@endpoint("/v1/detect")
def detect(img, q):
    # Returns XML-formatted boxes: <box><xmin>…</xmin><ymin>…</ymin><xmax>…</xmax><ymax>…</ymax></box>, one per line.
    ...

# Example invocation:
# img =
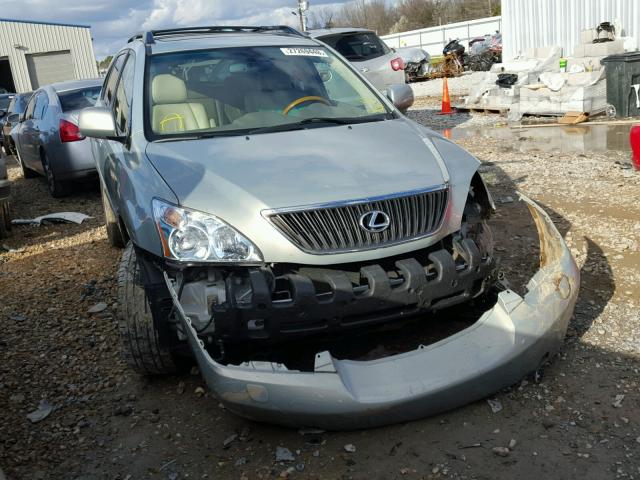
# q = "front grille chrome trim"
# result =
<box><xmin>263</xmin><ymin>184</ymin><xmax>450</xmax><ymax>255</ymax></box>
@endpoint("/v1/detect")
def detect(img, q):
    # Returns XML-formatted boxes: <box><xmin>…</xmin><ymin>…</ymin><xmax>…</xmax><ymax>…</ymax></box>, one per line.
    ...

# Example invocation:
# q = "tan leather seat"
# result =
<box><xmin>152</xmin><ymin>74</ymin><xmax>214</xmax><ymax>133</ymax></box>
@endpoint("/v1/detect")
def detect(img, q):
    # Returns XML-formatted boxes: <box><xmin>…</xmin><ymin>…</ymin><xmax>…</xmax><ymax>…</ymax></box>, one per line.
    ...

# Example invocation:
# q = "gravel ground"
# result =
<box><xmin>1</xmin><ymin>108</ymin><xmax>639</xmax><ymax>480</ymax></box>
<box><xmin>406</xmin><ymin>96</ymin><xmax>507</xmax><ymax>130</ymax></box>
<box><xmin>409</xmin><ymin>71</ymin><xmax>487</xmax><ymax>98</ymax></box>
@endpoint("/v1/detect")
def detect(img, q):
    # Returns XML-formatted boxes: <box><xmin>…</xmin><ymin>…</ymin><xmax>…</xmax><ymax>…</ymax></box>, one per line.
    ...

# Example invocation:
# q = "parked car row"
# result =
<box><xmin>0</xmin><ymin>79</ymin><xmax>103</xmax><ymax>198</ymax></box>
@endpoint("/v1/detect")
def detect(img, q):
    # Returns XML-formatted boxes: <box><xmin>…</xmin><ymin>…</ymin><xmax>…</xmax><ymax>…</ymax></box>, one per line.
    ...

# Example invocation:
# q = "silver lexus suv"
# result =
<box><xmin>79</xmin><ymin>26</ymin><xmax>579</xmax><ymax>430</ymax></box>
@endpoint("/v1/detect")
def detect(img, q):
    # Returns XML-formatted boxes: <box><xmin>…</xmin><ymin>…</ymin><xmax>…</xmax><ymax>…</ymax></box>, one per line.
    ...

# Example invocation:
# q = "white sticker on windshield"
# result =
<box><xmin>280</xmin><ymin>47</ymin><xmax>328</xmax><ymax>57</ymax></box>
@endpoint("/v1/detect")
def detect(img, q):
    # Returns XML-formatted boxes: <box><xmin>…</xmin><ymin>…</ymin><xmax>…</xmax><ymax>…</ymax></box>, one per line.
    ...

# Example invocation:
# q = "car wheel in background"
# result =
<box><xmin>0</xmin><ymin>202</ymin><xmax>11</xmax><ymax>238</ymax></box>
<box><xmin>101</xmin><ymin>183</ymin><xmax>126</xmax><ymax>248</ymax></box>
<box><xmin>42</xmin><ymin>153</ymin><xmax>68</xmax><ymax>198</ymax></box>
<box><xmin>16</xmin><ymin>150</ymin><xmax>38</xmax><ymax>179</ymax></box>
<box><xmin>117</xmin><ymin>243</ymin><xmax>178</xmax><ymax>375</ymax></box>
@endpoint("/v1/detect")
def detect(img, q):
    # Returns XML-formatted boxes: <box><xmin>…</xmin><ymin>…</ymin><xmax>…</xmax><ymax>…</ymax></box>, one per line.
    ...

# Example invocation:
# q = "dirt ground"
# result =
<box><xmin>1</xmin><ymin>105</ymin><xmax>639</xmax><ymax>480</ymax></box>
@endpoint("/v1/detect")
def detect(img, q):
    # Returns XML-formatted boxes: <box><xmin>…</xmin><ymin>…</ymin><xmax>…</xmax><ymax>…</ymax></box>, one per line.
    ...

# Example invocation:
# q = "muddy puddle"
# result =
<box><xmin>445</xmin><ymin>123</ymin><xmax>633</xmax><ymax>156</ymax></box>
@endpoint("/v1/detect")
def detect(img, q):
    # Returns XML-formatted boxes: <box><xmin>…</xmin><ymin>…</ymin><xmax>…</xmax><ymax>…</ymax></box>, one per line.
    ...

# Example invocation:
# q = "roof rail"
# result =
<box><xmin>127</xmin><ymin>25</ymin><xmax>305</xmax><ymax>45</ymax></box>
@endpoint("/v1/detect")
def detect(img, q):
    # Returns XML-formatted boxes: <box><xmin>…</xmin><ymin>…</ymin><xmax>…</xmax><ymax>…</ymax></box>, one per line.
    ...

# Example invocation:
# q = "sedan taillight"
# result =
<box><xmin>390</xmin><ymin>57</ymin><xmax>405</xmax><ymax>71</ymax></box>
<box><xmin>59</xmin><ymin>119</ymin><xmax>84</xmax><ymax>143</ymax></box>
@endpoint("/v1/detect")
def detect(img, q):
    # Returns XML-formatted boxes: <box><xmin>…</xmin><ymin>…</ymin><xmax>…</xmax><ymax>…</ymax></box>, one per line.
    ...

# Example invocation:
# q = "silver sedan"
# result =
<box><xmin>309</xmin><ymin>28</ymin><xmax>406</xmax><ymax>92</ymax></box>
<box><xmin>12</xmin><ymin>78</ymin><xmax>103</xmax><ymax>197</ymax></box>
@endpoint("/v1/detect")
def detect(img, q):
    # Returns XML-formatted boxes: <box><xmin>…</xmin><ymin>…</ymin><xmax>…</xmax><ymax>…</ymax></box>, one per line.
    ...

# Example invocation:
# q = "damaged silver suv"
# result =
<box><xmin>80</xmin><ymin>26</ymin><xmax>579</xmax><ymax>430</ymax></box>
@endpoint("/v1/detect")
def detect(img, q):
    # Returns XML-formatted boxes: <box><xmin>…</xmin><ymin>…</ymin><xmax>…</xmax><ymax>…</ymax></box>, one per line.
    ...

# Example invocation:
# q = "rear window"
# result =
<box><xmin>320</xmin><ymin>32</ymin><xmax>390</xmax><ymax>61</ymax></box>
<box><xmin>58</xmin><ymin>87</ymin><xmax>101</xmax><ymax>112</ymax></box>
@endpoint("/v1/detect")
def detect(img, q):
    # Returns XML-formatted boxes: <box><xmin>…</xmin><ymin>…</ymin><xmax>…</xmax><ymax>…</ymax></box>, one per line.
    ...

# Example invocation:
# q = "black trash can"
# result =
<box><xmin>601</xmin><ymin>52</ymin><xmax>640</xmax><ymax>118</ymax></box>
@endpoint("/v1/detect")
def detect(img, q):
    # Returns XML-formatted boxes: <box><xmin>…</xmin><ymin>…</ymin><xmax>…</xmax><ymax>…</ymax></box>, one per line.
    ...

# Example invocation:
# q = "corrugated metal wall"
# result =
<box><xmin>502</xmin><ymin>0</ymin><xmax>640</xmax><ymax>60</ymax></box>
<box><xmin>382</xmin><ymin>16</ymin><xmax>502</xmax><ymax>56</ymax></box>
<box><xmin>0</xmin><ymin>20</ymin><xmax>98</xmax><ymax>92</ymax></box>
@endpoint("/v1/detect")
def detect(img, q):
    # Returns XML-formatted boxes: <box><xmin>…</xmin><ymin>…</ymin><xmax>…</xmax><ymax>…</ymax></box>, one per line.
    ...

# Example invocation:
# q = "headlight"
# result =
<box><xmin>152</xmin><ymin>199</ymin><xmax>263</xmax><ymax>263</ymax></box>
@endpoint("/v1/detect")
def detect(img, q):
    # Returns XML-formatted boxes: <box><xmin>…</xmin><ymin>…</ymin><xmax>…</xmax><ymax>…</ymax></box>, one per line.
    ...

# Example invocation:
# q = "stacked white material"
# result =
<box><xmin>514</xmin><ymin>70</ymin><xmax>607</xmax><ymax>118</ymax></box>
<box><xmin>463</xmin><ymin>28</ymin><xmax>620</xmax><ymax>118</ymax></box>
<box><xmin>465</xmin><ymin>46</ymin><xmax>562</xmax><ymax>111</ymax></box>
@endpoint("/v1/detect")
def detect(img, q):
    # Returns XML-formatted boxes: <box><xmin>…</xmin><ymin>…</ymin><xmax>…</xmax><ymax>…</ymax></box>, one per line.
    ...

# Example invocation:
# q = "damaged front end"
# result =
<box><xmin>164</xmin><ymin>195</ymin><xmax>579</xmax><ymax>430</ymax></box>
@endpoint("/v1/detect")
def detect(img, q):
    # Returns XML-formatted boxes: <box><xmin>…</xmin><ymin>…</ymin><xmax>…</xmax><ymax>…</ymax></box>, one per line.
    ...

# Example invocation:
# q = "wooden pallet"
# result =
<box><xmin>454</xmin><ymin>105</ymin><xmax>508</xmax><ymax>115</ymax></box>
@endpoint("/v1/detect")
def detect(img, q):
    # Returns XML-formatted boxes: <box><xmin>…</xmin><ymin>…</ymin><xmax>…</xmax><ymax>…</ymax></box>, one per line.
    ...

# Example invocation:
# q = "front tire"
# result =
<box><xmin>117</xmin><ymin>243</ymin><xmax>178</xmax><ymax>375</ymax></box>
<box><xmin>101</xmin><ymin>184</ymin><xmax>126</xmax><ymax>248</ymax></box>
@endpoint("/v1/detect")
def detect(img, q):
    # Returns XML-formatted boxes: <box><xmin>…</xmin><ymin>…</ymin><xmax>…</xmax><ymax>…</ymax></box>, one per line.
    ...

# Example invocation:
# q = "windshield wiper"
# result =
<box><xmin>246</xmin><ymin>115</ymin><xmax>390</xmax><ymax>135</ymax></box>
<box><xmin>153</xmin><ymin>115</ymin><xmax>392</xmax><ymax>141</ymax></box>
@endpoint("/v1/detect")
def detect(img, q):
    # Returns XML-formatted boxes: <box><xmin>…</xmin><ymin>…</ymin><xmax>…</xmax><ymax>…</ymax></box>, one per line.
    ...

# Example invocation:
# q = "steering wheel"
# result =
<box><xmin>282</xmin><ymin>96</ymin><xmax>331</xmax><ymax>116</ymax></box>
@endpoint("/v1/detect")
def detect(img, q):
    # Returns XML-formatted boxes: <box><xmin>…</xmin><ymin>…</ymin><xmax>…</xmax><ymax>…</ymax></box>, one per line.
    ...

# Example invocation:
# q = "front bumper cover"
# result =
<box><xmin>165</xmin><ymin>195</ymin><xmax>579</xmax><ymax>430</ymax></box>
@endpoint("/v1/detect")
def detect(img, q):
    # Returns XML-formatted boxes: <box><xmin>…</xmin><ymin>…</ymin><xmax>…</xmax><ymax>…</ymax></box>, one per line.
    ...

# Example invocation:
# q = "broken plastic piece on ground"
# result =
<box><xmin>26</xmin><ymin>399</ymin><xmax>54</xmax><ymax>423</ymax></box>
<box><xmin>165</xmin><ymin>194</ymin><xmax>580</xmax><ymax>430</ymax></box>
<box><xmin>12</xmin><ymin>212</ymin><xmax>92</xmax><ymax>226</ymax></box>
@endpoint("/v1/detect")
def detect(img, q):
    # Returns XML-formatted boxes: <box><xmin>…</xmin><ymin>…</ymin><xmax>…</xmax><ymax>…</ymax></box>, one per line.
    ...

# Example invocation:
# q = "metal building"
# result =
<box><xmin>0</xmin><ymin>18</ymin><xmax>98</xmax><ymax>93</ymax></box>
<box><xmin>502</xmin><ymin>0</ymin><xmax>639</xmax><ymax>60</ymax></box>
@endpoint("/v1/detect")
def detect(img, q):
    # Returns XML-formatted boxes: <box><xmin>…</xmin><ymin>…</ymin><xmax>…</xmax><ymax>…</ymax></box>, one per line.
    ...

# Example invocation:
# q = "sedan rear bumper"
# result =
<box><xmin>165</xmin><ymin>195</ymin><xmax>579</xmax><ymax>430</ymax></box>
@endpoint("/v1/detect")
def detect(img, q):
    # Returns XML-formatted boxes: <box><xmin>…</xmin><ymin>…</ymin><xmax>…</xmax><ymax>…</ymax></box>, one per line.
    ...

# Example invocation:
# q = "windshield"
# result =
<box><xmin>147</xmin><ymin>45</ymin><xmax>390</xmax><ymax>139</ymax></box>
<box><xmin>59</xmin><ymin>87</ymin><xmax>101</xmax><ymax>112</ymax></box>
<box><xmin>319</xmin><ymin>32</ymin><xmax>390</xmax><ymax>61</ymax></box>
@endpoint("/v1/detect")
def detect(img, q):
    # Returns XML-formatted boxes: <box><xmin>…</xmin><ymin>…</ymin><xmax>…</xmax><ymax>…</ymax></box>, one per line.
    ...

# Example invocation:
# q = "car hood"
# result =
<box><xmin>145</xmin><ymin>118</ymin><xmax>446</xmax><ymax>214</ymax></box>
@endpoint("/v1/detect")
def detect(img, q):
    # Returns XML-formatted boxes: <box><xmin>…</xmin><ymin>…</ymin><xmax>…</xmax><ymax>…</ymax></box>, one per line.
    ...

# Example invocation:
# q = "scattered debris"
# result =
<box><xmin>279</xmin><ymin>467</ymin><xmax>295</xmax><ymax>478</ymax></box>
<box><xmin>12</xmin><ymin>212</ymin><xmax>91</xmax><ymax>226</ymax></box>
<box><xmin>87</xmin><ymin>302</ymin><xmax>108</xmax><ymax>314</ymax></box>
<box><xmin>159</xmin><ymin>459</ymin><xmax>176</xmax><ymax>471</ymax></box>
<box><xmin>194</xmin><ymin>387</ymin><xmax>205</xmax><ymax>397</ymax></box>
<box><xmin>275</xmin><ymin>446</ymin><xmax>295</xmax><ymax>462</ymax></box>
<box><xmin>509</xmin><ymin>439</ymin><xmax>517</xmax><ymax>449</ymax></box>
<box><xmin>26</xmin><ymin>400</ymin><xmax>54</xmax><ymax>423</ymax></box>
<box><xmin>343</xmin><ymin>444</ymin><xmax>357</xmax><ymax>453</ymax></box>
<box><xmin>234</xmin><ymin>457</ymin><xmax>247</xmax><ymax>467</ymax></box>
<box><xmin>459</xmin><ymin>443</ymin><xmax>482</xmax><ymax>449</ymax></box>
<box><xmin>492</xmin><ymin>446</ymin><xmax>511</xmax><ymax>457</ymax></box>
<box><xmin>487</xmin><ymin>398</ymin><xmax>503</xmax><ymax>413</ymax></box>
<box><xmin>222</xmin><ymin>434</ymin><xmax>238</xmax><ymax>449</ymax></box>
<box><xmin>499</xmin><ymin>196</ymin><xmax>515</xmax><ymax>204</ymax></box>
<box><xmin>9</xmin><ymin>313</ymin><xmax>26</xmax><ymax>322</ymax></box>
<box><xmin>612</xmin><ymin>394</ymin><xmax>625</xmax><ymax>408</ymax></box>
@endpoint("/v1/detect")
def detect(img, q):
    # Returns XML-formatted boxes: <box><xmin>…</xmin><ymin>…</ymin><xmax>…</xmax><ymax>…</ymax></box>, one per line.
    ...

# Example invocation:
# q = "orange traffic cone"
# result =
<box><xmin>438</xmin><ymin>77</ymin><xmax>455</xmax><ymax>115</ymax></box>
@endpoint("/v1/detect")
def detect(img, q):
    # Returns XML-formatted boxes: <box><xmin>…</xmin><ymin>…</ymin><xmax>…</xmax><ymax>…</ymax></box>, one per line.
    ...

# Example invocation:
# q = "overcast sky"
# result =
<box><xmin>1</xmin><ymin>0</ymin><xmax>347</xmax><ymax>59</ymax></box>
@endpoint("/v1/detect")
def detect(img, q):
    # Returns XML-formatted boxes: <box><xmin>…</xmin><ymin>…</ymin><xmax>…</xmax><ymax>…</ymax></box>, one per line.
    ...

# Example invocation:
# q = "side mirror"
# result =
<box><xmin>7</xmin><ymin>113</ymin><xmax>19</xmax><ymax>123</ymax></box>
<box><xmin>385</xmin><ymin>84</ymin><xmax>414</xmax><ymax>113</ymax></box>
<box><xmin>79</xmin><ymin>106</ymin><xmax>120</xmax><ymax>140</ymax></box>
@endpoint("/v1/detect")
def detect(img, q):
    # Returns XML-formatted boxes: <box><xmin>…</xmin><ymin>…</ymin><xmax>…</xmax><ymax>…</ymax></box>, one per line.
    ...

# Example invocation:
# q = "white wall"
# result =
<box><xmin>381</xmin><ymin>16</ymin><xmax>502</xmax><ymax>56</ymax></box>
<box><xmin>0</xmin><ymin>20</ymin><xmax>98</xmax><ymax>92</ymax></box>
<box><xmin>502</xmin><ymin>0</ymin><xmax>640</xmax><ymax>60</ymax></box>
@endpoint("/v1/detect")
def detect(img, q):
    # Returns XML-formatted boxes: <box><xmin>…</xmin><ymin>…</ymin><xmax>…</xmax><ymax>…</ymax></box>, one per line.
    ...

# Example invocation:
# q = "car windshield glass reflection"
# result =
<box><xmin>146</xmin><ymin>45</ymin><xmax>390</xmax><ymax>138</ymax></box>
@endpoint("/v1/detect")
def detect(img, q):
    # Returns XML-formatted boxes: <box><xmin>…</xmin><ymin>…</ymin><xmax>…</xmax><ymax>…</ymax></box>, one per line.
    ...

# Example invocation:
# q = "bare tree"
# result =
<box><xmin>330</xmin><ymin>0</ymin><xmax>499</xmax><ymax>36</ymax></box>
<box><xmin>309</xmin><ymin>6</ymin><xmax>336</xmax><ymax>29</ymax></box>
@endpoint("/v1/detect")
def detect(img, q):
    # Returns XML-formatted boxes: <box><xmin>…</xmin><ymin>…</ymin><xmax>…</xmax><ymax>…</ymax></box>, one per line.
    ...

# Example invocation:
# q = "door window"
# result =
<box><xmin>32</xmin><ymin>92</ymin><xmax>48</xmax><ymax>120</ymax></box>
<box><xmin>113</xmin><ymin>54</ymin><xmax>135</xmax><ymax>136</ymax></box>
<box><xmin>102</xmin><ymin>54</ymin><xmax>127</xmax><ymax>106</ymax></box>
<box><xmin>24</xmin><ymin>94</ymin><xmax>37</xmax><ymax>119</ymax></box>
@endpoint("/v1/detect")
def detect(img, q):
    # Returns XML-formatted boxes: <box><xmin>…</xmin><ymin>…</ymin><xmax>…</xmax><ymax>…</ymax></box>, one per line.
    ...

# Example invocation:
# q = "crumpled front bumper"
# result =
<box><xmin>165</xmin><ymin>195</ymin><xmax>579</xmax><ymax>430</ymax></box>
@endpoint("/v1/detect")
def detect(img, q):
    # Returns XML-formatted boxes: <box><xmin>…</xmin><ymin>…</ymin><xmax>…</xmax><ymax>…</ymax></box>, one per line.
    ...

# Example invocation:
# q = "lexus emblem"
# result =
<box><xmin>359</xmin><ymin>210</ymin><xmax>390</xmax><ymax>233</ymax></box>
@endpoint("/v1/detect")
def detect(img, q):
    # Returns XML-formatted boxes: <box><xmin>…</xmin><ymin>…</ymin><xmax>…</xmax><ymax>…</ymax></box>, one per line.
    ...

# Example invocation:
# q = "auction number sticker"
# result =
<box><xmin>280</xmin><ymin>47</ymin><xmax>328</xmax><ymax>57</ymax></box>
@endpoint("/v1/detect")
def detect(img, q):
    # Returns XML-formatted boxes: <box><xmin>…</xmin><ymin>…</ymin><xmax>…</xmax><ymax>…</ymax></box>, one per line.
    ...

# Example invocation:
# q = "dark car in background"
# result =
<box><xmin>0</xmin><ymin>93</ymin><xmax>16</xmax><ymax>150</ymax></box>
<box><xmin>309</xmin><ymin>28</ymin><xmax>406</xmax><ymax>91</ymax></box>
<box><xmin>12</xmin><ymin>78</ymin><xmax>102</xmax><ymax>197</ymax></box>
<box><xmin>2</xmin><ymin>92</ymin><xmax>33</xmax><ymax>156</ymax></box>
